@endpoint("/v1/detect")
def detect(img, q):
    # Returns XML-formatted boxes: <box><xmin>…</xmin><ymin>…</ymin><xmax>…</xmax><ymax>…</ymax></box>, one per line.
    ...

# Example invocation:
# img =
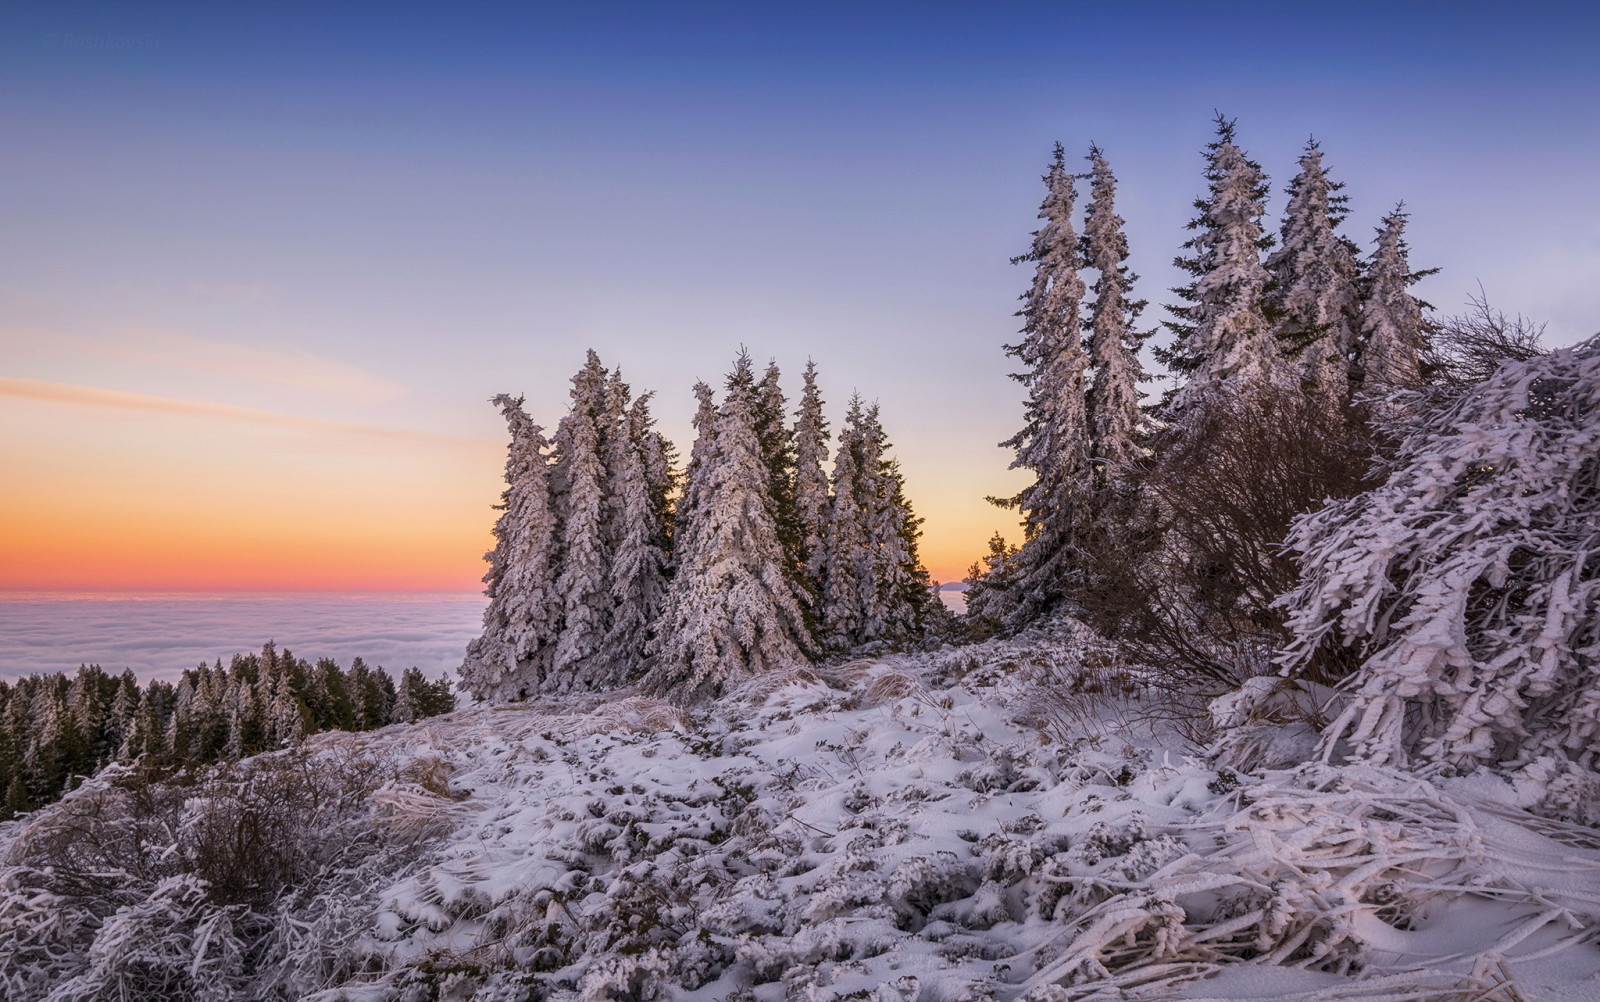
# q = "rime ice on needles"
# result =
<box><xmin>459</xmin><ymin>394</ymin><xmax>559</xmax><ymax>701</ymax></box>
<box><xmin>995</xmin><ymin>143</ymin><xmax>1093</xmax><ymax>628</ymax></box>
<box><xmin>1081</xmin><ymin>145</ymin><xmax>1148</xmax><ymax>477</ymax></box>
<box><xmin>1161</xmin><ymin>115</ymin><xmax>1287</xmax><ymax>421</ymax></box>
<box><xmin>1267</xmin><ymin>139</ymin><xmax>1361</xmax><ymax>405</ymax></box>
<box><xmin>645</xmin><ymin>354</ymin><xmax>814</xmax><ymax>702</ymax></box>
<box><xmin>1358</xmin><ymin>205</ymin><xmax>1430</xmax><ymax>406</ymax></box>
<box><xmin>1280</xmin><ymin>336</ymin><xmax>1600</xmax><ymax>776</ymax></box>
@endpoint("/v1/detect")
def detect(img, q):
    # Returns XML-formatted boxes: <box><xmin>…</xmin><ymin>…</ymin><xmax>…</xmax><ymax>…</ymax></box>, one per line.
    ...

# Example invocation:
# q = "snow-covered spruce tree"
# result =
<box><xmin>548</xmin><ymin>351</ymin><xmax>613</xmax><ymax>691</ymax></box>
<box><xmin>1080</xmin><ymin>145</ymin><xmax>1148</xmax><ymax>477</ymax></box>
<box><xmin>630</xmin><ymin>391</ymin><xmax>677</xmax><ymax>556</ymax></box>
<box><xmin>1279</xmin><ymin>336</ymin><xmax>1599</xmax><ymax>774</ymax></box>
<box><xmin>459</xmin><ymin>394</ymin><xmax>560</xmax><ymax>701</ymax></box>
<box><xmin>673</xmin><ymin>380</ymin><xmax>719</xmax><ymax>551</ymax></box>
<box><xmin>600</xmin><ymin>377</ymin><xmax>671</xmax><ymax>678</ymax></box>
<box><xmin>267</xmin><ymin>665</ymin><xmax>306</xmax><ymax>746</ymax></box>
<box><xmin>962</xmin><ymin>532</ymin><xmax>1018</xmax><ymax>635</ymax></box>
<box><xmin>1357</xmin><ymin>205</ymin><xmax>1432</xmax><ymax>405</ymax></box>
<box><xmin>1158</xmin><ymin>115</ymin><xmax>1287</xmax><ymax>424</ymax></box>
<box><xmin>858</xmin><ymin>404</ymin><xmax>935</xmax><ymax>642</ymax></box>
<box><xmin>817</xmin><ymin>400</ymin><xmax>933</xmax><ymax>648</ymax></box>
<box><xmin>994</xmin><ymin>142</ymin><xmax>1092</xmax><ymax>627</ymax></box>
<box><xmin>819</xmin><ymin>394</ymin><xmax>874</xmax><ymax>646</ymax></box>
<box><xmin>1267</xmin><ymin>138</ymin><xmax>1361</xmax><ymax>405</ymax></box>
<box><xmin>794</xmin><ymin>359</ymin><xmax>832</xmax><ymax>588</ymax></box>
<box><xmin>754</xmin><ymin>360</ymin><xmax>803</xmax><ymax>565</ymax></box>
<box><xmin>645</xmin><ymin>355</ymin><xmax>814</xmax><ymax>702</ymax></box>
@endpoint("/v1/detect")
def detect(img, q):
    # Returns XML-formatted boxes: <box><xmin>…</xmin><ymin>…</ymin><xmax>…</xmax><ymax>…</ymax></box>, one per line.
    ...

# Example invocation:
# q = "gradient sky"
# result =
<box><xmin>3</xmin><ymin>1</ymin><xmax>1597</xmax><ymax>591</ymax></box>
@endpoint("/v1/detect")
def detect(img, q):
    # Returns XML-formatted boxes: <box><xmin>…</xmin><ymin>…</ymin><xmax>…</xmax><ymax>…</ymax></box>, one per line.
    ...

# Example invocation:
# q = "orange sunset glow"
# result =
<box><xmin>0</xmin><ymin>370</ymin><xmax>1009</xmax><ymax>592</ymax></box>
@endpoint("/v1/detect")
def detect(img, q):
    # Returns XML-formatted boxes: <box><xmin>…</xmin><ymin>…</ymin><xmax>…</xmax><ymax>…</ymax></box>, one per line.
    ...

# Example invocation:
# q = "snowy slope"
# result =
<box><xmin>2</xmin><ymin>635</ymin><xmax>1598</xmax><ymax>1001</ymax></box>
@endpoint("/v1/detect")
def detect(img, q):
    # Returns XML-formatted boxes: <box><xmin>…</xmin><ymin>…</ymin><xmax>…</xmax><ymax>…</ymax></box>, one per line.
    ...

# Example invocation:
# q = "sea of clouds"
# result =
<box><xmin>0</xmin><ymin>592</ymin><xmax>488</xmax><ymax>683</ymax></box>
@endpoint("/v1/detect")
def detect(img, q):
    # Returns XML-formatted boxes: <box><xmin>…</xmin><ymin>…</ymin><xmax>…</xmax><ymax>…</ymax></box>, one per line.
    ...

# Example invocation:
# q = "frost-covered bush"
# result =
<box><xmin>1280</xmin><ymin>335</ymin><xmax>1600</xmax><ymax>771</ymax></box>
<box><xmin>7</xmin><ymin>648</ymin><xmax>1600</xmax><ymax>1000</ymax></box>
<box><xmin>0</xmin><ymin>746</ymin><xmax>449</xmax><ymax>1001</ymax></box>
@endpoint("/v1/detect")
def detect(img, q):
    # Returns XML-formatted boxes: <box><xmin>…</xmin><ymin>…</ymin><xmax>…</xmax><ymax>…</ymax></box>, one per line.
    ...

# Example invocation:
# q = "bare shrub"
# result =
<box><xmin>1426</xmin><ymin>290</ymin><xmax>1547</xmax><ymax>387</ymax></box>
<box><xmin>0</xmin><ymin>742</ymin><xmax>457</xmax><ymax>1000</ymax></box>
<box><xmin>10</xmin><ymin>747</ymin><xmax>397</xmax><ymax>909</ymax></box>
<box><xmin>1074</xmin><ymin>386</ymin><xmax>1381</xmax><ymax>691</ymax></box>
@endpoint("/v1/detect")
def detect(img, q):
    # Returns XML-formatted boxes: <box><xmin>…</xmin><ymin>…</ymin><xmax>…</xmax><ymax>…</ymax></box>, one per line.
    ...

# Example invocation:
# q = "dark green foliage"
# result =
<box><xmin>0</xmin><ymin>643</ymin><xmax>455</xmax><ymax>823</ymax></box>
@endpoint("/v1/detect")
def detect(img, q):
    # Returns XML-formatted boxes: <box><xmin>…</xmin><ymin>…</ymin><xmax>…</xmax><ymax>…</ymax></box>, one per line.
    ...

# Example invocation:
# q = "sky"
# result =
<box><xmin>2</xmin><ymin>1</ymin><xmax>1597</xmax><ymax>591</ymax></box>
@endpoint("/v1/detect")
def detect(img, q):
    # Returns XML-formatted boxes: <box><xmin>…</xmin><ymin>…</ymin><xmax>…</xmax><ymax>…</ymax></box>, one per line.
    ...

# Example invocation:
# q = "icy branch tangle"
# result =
<box><xmin>1281</xmin><ymin>336</ymin><xmax>1600</xmax><ymax>777</ymax></box>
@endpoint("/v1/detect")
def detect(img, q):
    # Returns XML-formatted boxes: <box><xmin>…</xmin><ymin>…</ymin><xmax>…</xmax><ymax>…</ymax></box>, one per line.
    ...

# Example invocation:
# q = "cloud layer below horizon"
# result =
<box><xmin>0</xmin><ymin>592</ymin><xmax>487</xmax><ymax>683</ymax></box>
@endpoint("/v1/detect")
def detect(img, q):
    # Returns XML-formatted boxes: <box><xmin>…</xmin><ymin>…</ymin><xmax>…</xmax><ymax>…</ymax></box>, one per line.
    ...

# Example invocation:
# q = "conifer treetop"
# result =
<box><xmin>1161</xmin><ymin>114</ymin><xmax>1288</xmax><ymax>419</ymax></box>
<box><xmin>1081</xmin><ymin>144</ymin><xmax>1148</xmax><ymax>476</ymax></box>
<box><xmin>1267</xmin><ymin>137</ymin><xmax>1361</xmax><ymax>404</ymax></box>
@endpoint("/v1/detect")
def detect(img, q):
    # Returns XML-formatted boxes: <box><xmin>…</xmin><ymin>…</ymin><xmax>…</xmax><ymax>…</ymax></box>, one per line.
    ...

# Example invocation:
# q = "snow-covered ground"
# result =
<box><xmin>3</xmin><ymin>634</ymin><xmax>1598</xmax><ymax>1001</ymax></box>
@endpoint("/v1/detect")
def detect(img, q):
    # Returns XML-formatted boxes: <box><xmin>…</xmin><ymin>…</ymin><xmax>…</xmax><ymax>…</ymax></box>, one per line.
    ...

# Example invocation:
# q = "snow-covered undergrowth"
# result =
<box><xmin>3</xmin><ymin>638</ymin><xmax>1598</xmax><ymax>1001</ymax></box>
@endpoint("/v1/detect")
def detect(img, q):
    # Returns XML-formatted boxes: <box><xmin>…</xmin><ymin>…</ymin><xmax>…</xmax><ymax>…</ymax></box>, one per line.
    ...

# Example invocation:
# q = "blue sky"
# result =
<box><xmin>2</xmin><ymin>1</ymin><xmax>1596</xmax><ymax>586</ymax></box>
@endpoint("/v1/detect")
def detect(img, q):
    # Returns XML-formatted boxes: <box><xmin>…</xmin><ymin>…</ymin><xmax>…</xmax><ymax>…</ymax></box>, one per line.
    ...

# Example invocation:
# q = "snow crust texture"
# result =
<box><xmin>4</xmin><ymin>637</ymin><xmax>1598</xmax><ymax>1001</ymax></box>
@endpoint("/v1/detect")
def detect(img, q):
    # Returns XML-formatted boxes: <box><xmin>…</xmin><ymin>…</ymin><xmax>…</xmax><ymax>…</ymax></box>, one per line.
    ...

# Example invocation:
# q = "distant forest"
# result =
<box><xmin>0</xmin><ymin>642</ymin><xmax>454</xmax><ymax>820</ymax></box>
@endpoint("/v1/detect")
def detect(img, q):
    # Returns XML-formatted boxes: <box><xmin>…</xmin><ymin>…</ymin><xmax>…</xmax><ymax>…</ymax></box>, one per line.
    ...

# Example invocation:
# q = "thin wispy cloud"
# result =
<box><xmin>0</xmin><ymin>324</ymin><xmax>407</xmax><ymax>402</ymax></box>
<box><xmin>0</xmin><ymin>377</ymin><xmax>498</xmax><ymax>451</ymax></box>
<box><xmin>108</xmin><ymin>327</ymin><xmax>409</xmax><ymax>402</ymax></box>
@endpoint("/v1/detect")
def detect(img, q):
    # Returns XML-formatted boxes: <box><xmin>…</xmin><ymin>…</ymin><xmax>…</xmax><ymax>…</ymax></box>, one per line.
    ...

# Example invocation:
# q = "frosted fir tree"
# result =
<box><xmin>391</xmin><ymin>667</ymin><xmax>424</xmax><ymax>725</ymax></box>
<box><xmin>267</xmin><ymin>666</ymin><xmax>306</xmax><ymax>746</ymax></box>
<box><xmin>818</xmin><ymin>394</ymin><xmax>874</xmax><ymax>646</ymax></box>
<box><xmin>996</xmin><ymin>143</ymin><xmax>1092</xmax><ymax>627</ymax></box>
<box><xmin>645</xmin><ymin>356</ymin><xmax>814</xmax><ymax>702</ymax></box>
<box><xmin>1080</xmin><ymin>145</ymin><xmax>1148</xmax><ymax>477</ymax></box>
<box><xmin>1266</xmin><ymin>139</ymin><xmax>1362</xmax><ymax>404</ymax></box>
<box><xmin>601</xmin><ymin>378</ymin><xmax>671</xmax><ymax>678</ymax></box>
<box><xmin>672</xmin><ymin>381</ymin><xmax>720</xmax><ymax>551</ymax></box>
<box><xmin>793</xmin><ymin>359</ymin><xmax>832</xmax><ymax>588</ymax></box>
<box><xmin>1158</xmin><ymin>115</ymin><xmax>1287</xmax><ymax>422</ymax></box>
<box><xmin>1278</xmin><ymin>336</ymin><xmax>1599</xmax><ymax>774</ymax></box>
<box><xmin>858</xmin><ymin>404</ymin><xmax>933</xmax><ymax>643</ymax></box>
<box><xmin>459</xmin><ymin>394</ymin><xmax>560</xmax><ymax>702</ymax></box>
<box><xmin>1357</xmin><ymin>205</ymin><xmax>1432</xmax><ymax>406</ymax></box>
<box><xmin>631</xmin><ymin>391</ymin><xmax>677</xmax><ymax>556</ymax></box>
<box><xmin>961</xmin><ymin>533</ymin><xmax>1018</xmax><ymax>631</ymax></box>
<box><xmin>754</xmin><ymin>360</ymin><xmax>802</xmax><ymax>564</ymax></box>
<box><xmin>549</xmin><ymin>351</ymin><xmax>614</xmax><ymax>691</ymax></box>
<box><xmin>105</xmin><ymin>671</ymin><xmax>139</xmax><ymax>760</ymax></box>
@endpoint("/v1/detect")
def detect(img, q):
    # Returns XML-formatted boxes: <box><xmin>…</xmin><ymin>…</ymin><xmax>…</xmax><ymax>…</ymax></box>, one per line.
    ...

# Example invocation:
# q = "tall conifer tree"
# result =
<box><xmin>646</xmin><ymin>355</ymin><xmax>813</xmax><ymax>702</ymax></box>
<box><xmin>793</xmin><ymin>361</ymin><xmax>832</xmax><ymax>586</ymax></box>
<box><xmin>754</xmin><ymin>361</ymin><xmax>802</xmax><ymax>564</ymax></box>
<box><xmin>1159</xmin><ymin>115</ymin><xmax>1286</xmax><ymax>423</ymax></box>
<box><xmin>1267</xmin><ymin>139</ymin><xmax>1361</xmax><ymax>404</ymax></box>
<box><xmin>817</xmin><ymin>399</ymin><xmax>932</xmax><ymax>647</ymax></box>
<box><xmin>602</xmin><ymin>376</ymin><xmax>671</xmax><ymax>677</ymax></box>
<box><xmin>1358</xmin><ymin>205</ymin><xmax>1431</xmax><ymax>405</ymax></box>
<box><xmin>549</xmin><ymin>351</ymin><xmax>613</xmax><ymax>689</ymax></box>
<box><xmin>858</xmin><ymin>405</ymin><xmax>933</xmax><ymax>642</ymax></box>
<box><xmin>674</xmin><ymin>381</ymin><xmax>720</xmax><ymax>551</ymax></box>
<box><xmin>996</xmin><ymin>143</ymin><xmax>1091</xmax><ymax>626</ymax></box>
<box><xmin>1080</xmin><ymin>145</ymin><xmax>1148</xmax><ymax>477</ymax></box>
<box><xmin>820</xmin><ymin>395</ymin><xmax>873</xmax><ymax>645</ymax></box>
<box><xmin>460</xmin><ymin>394</ymin><xmax>559</xmax><ymax>701</ymax></box>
